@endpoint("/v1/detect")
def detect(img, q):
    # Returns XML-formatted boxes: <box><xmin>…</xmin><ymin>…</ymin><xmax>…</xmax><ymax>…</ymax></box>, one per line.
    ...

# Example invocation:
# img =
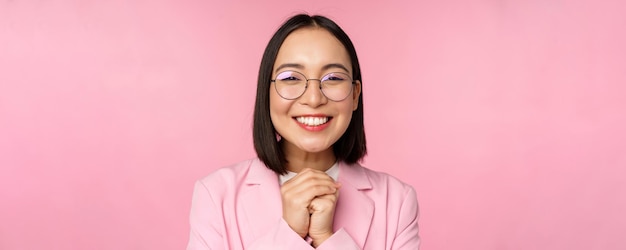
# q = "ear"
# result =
<box><xmin>352</xmin><ymin>80</ymin><xmax>362</xmax><ymax>111</ymax></box>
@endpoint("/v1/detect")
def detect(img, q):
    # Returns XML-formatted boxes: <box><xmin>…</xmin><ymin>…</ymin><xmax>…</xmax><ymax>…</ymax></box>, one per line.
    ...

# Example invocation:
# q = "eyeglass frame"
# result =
<box><xmin>270</xmin><ymin>70</ymin><xmax>357</xmax><ymax>101</ymax></box>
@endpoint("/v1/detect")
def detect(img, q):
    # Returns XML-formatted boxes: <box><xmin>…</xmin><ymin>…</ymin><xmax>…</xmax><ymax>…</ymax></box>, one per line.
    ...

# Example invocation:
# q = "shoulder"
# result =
<box><xmin>354</xmin><ymin>164</ymin><xmax>419</xmax><ymax>214</ymax></box>
<box><xmin>342</xmin><ymin>163</ymin><xmax>418</xmax><ymax>210</ymax></box>
<box><xmin>195</xmin><ymin>158</ymin><xmax>264</xmax><ymax>194</ymax></box>
<box><xmin>198</xmin><ymin>158</ymin><xmax>253</xmax><ymax>180</ymax></box>
<box><xmin>346</xmin><ymin>162</ymin><xmax>415</xmax><ymax>193</ymax></box>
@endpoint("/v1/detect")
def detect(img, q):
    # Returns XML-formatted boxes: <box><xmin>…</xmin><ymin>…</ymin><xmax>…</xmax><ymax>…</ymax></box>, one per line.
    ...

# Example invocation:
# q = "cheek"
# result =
<box><xmin>269</xmin><ymin>98</ymin><xmax>279</xmax><ymax>124</ymax></box>
<box><xmin>341</xmin><ymin>101</ymin><xmax>357</xmax><ymax>115</ymax></box>
<box><xmin>269</xmin><ymin>93</ymin><xmax>291</xmax><ymax>121</ymax></box>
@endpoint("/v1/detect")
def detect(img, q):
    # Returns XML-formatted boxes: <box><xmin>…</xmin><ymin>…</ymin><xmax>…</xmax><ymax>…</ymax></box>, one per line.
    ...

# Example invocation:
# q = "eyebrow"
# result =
<box><xmin>274</xmin><ymin>63</ymin><xmax>350</xmax><ymax>74</ymax></box>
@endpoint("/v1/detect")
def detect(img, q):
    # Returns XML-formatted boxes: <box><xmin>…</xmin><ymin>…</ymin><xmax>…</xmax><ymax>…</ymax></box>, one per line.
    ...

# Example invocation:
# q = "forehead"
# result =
<box><xmin>274</xmin><ymin>27</ymin><xmax>352</xmax><ymax>72</ymax></box>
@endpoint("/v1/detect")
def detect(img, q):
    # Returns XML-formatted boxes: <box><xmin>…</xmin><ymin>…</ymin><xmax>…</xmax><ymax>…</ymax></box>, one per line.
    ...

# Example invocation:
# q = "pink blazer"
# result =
<box><xmin>187</xmin><ymin>158</ymin><xmax>420</xmax><ymax>249</ymax></box>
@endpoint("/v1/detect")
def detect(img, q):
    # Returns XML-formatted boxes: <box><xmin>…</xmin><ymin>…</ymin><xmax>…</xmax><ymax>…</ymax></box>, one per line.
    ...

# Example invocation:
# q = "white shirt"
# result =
<box><xmin>279</xmin><ymin>162</ymin><xmax>340</xmax><ymax>185</ymax></box>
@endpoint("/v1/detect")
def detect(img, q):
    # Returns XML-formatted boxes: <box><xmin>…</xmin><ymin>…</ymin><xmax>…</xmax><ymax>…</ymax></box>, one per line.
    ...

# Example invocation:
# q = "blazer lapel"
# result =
<box><xmin>334</xmin><ymin>162</ymin><xmax>374</xmax><ymax>247</ymax></box>
<box><xmin>239</xmin><ymin>159</ymin><xmax>282</xmax><ymax>240</ymax></box>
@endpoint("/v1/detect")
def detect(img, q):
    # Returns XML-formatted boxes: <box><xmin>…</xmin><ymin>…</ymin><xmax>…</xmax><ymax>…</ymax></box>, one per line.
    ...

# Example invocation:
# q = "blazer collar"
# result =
<box><xmin>244</xmin><ymin>158</ymin><xmax>279</xmax><ymax>185</ymax></box>
<box><xmin>243</xmin><ymin>160</ymin><xmax>373</xmax><ymax>188</ymax></box>
<box><xmin>337</xmin><ymin>161</ymin><xmax>372</xmax><ymax>190</ymax></box>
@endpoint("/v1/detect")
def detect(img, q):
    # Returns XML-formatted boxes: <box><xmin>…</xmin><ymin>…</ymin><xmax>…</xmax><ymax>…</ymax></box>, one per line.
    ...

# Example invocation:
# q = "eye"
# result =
<box><xmin>276</xmin><ymin>71</ymin><xmax>302</xmax><ymax>81</ymax></box>
<box><xmin>327</xmin><ymin>76</ymin><xmax>344</xmax><ymax>81</ymax></box>
<box><xmin>323</xmin><ymin>73</ymin><xmax>348</xmax><ymax>81</ymax></box>
<box><xmin>280</xmin><ymin>76</ymin><xmax>299</xmax><ymax>81</ymax></box>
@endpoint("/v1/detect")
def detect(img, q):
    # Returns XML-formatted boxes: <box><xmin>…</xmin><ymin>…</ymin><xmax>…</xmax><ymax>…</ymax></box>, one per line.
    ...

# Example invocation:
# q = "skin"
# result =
<box><xmin>270</xmin><ymin>27</ymin><xmax>361</xmax><ymax>247</ymax></box>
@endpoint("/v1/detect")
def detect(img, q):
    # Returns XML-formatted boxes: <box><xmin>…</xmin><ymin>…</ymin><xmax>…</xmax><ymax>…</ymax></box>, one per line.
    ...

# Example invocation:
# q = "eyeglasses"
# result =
<box><xmin>271</xmin><ymin>70</ymin><xmax>356</xmax><ymax>101</ymax></box>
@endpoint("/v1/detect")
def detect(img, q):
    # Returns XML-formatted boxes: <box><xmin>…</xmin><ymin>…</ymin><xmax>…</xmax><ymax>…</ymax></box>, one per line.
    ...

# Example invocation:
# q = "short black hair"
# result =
<box><xmin>253</xmin><ymin>14</ymin><xmax>366</xmax><ymax>175</ymax></box>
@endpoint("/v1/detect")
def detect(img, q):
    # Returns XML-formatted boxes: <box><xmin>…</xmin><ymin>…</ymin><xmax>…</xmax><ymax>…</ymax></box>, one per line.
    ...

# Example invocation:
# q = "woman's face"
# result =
<box><xmin>270</xmin><ymin>27</ymin><xmax>361</xmax><ymax>155</ymax></box>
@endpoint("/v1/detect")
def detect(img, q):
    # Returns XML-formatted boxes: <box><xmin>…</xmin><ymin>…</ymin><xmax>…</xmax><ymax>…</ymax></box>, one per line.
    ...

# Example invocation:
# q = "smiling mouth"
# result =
<box><xmin>294</xmin><ymin>116</ymin><xmax>332</xmax><ymax>126</ymax></box>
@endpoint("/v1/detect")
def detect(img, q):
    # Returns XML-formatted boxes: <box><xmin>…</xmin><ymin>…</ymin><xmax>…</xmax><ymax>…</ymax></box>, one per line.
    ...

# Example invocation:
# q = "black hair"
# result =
<box><xmin>253</xmin><ymin>14</ymin><xmax>366</xmax><ymax>175</ymax></box>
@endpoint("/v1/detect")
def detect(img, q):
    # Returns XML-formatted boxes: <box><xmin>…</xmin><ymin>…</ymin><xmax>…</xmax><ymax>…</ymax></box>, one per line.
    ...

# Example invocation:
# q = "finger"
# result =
<box><xmin>284</xmin><ymin>169</ymin><xmax>335</xmax><ymax>185</ymax></box>
<box><xmin>315</xmin><ymin>193</ymin><xmax>338</xmax><ymax>203</ymax></box>
<box><xmin>281</xmin><ymin>169</ymin><xmax>340</xmax><ymax>206</ymax></box>
<box><xmin>308</xmin><ymin>195</ymin><xmax>337</xmax><ymax>213</ymax></box>
<box><xmin>282</xmin><ymin>171</ymin><xmax>338</xmax><ymax>194</ymax></box>
<box><xmin>282</xmin><ymin>181</ymin><xmax>338</xmax><ymax>204</ymax></box>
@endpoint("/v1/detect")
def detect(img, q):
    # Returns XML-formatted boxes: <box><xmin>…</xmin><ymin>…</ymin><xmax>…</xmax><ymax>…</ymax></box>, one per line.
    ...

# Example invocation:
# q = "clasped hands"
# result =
<box><xmin>281</xmin><ymin>168</ymin><xmax>341</xmax><ymax>247</ymax></box>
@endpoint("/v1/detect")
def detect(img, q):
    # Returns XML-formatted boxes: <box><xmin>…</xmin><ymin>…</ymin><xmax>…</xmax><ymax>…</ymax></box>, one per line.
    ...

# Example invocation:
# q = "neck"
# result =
<box><xmin>282</xmin><ymin>141</ymin><xmax>336</xmax><ymax>173</ymax></box>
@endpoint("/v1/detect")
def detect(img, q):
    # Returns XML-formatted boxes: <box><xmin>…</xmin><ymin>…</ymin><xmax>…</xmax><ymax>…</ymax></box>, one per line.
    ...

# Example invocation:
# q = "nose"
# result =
<box><xmin>298</xmin><ymin>79</ymin><xmax>327</xmax><ymax>107</ymax></box>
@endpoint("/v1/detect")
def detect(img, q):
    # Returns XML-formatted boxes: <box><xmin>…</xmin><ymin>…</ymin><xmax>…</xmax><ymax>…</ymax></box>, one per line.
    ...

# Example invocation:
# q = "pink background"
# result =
<box><xmin>1</xmin><ymin>0</ymin><xmax>625</xmax><ymax>249</ymax></box>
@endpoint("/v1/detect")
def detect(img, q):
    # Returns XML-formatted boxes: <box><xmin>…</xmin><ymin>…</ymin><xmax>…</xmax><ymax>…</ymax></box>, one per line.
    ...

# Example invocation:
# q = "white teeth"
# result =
<box><xmin>296</xmin><ymin>116</ymin><xmax>329</xmax><ymax>126</ymax></box>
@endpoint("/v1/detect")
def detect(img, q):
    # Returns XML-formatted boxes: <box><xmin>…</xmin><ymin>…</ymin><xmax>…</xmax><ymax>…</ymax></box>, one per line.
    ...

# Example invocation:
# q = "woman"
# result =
<box><xmin>187</xmin><ymin>14</ymin><xmax>420</xmax><ymax>249</ymax></box>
